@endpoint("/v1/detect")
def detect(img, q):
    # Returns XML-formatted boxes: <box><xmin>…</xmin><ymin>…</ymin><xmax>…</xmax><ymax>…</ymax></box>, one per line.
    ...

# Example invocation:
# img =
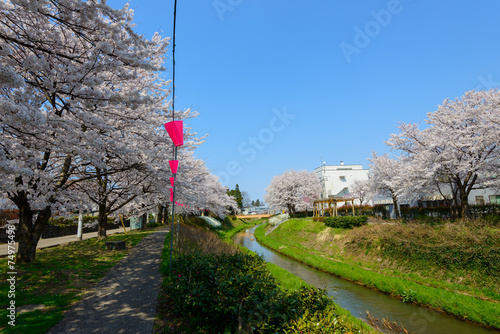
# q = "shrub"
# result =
<box><xmin>163</xmin><ymin>224</ymin><xmax>368</xmax><ymax>333</ymax></box>
<box><xmin>324</xmin><ymin>216</ymin><xmax>368</xmax><ymax>229</ymax></box>
<box><xmin>400</xmin><ymin>204</ymin><xmax>500</xmax><ymax>221</ymax></box>
<box><xmin>400</xmin><ymin>206</ymin><xmax>452</xmax><ymax>220</ymax></box>
<box><xmin>293</xmin><ymin>211</ymin><xmax>314</xmax><ymax>218</ymax></box>
<box><xmin>282</xmin><ymin>306</ymin><xmax>361</xmax><ymax>333</ymax></box>
<box><xmin>167</xmin><ymin>251</ymin><xmax>283</xmax><ymax>332</ymax></box>
<box><xmin>373</xmin><ymin>205</ymin><xmax>388</xmax><ymax>219</ymax></box>
<box><xmin>166</xmin><ymin>251</ymin><xmax>355</xmax><ymax>333</ymax></box>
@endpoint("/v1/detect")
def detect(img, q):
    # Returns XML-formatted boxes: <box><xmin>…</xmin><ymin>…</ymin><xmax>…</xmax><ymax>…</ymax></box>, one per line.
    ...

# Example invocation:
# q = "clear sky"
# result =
<box><xmin>107</xmin><ymin>0</ymin><xmax>500</xmax><ymax>203</ymax></box>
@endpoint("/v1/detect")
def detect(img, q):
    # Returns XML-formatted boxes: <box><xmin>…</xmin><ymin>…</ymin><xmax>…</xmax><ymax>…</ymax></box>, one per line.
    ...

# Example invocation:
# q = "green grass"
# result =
<box><xmin>0</xmin><ymin>228</ymin><xmax>161</xmax><ymax>334</ymax></box>
<box><xmin>254</xmin><ymin>221</ymin><xmax>500</xmax><ymax>330</ymax></box>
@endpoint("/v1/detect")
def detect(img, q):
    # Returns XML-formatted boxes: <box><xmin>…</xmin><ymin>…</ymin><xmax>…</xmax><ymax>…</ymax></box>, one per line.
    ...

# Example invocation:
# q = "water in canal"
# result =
<box><xmin>232</xmin><ymin>226</ymin><xmax>499</xmax><ymax>334</ymax></box>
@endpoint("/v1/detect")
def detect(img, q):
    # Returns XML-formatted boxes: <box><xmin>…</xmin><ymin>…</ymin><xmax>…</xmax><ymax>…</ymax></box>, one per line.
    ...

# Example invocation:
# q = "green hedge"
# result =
<box><xmin>401</xmin><ymin>206</ymin><xmax>451</xmax><ymax>220</ymax></box>
<box><xmin>401</xmin><ymin>204</ymin><xmax>500</xmax><ymax>221</ymax></box>
<box><xmin>164</xmin><ymin>251</ymin><xmax>366</xmax><ymax>333</ymax></box>
<box><xmin>292</xmin><ymin>211</ymin><xmax>314</xmax><ymax>218</ymax></box>
<box><xmin>324</xmin><ymin>216</ymin><xmax>368</xmax><ymax>229</ymax></box>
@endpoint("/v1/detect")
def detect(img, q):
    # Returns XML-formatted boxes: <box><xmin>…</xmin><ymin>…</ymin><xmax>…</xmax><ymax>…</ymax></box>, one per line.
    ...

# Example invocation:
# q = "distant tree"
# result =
<box><xmin>241</xmin><ymin>191</ymin><xmax>251</xmax><ymax>208</ymax></box>
<box><xmin>251</xmin><ymin>200</ymin><xmax>255</xmax><ymax>206</ymax></box>
<box><xmin>264</xmin><ymin>170</ymin><xmax>320</xmax><ymax>217</ymax></box>
<box><xmin>255</xmin><ymin>199</ymin><xmax>262</xmax><ymax>207</ymax></box>
<box><xmin>227</xmin><ymin>184</ymin><xmax>243</xmax><ymax>209</ymax></box>
<box><xmin>349</xmin><ymin>179</ymin><xmax>372</xmax><ymax>208</ymax></box>
<box><xmin>368</xmin><ymin>153</ymin><xmax>404</xmax><ymax>219</ymax></box>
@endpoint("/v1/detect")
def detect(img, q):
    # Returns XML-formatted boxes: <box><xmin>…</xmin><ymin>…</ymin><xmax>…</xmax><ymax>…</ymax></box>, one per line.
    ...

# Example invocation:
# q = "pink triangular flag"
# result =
<box><xmin>169</xmin><ymin>160</ymin><xmax>179</xmax><ymax>174</ymax></box>
<box><xmin>165</xmin><ymin>120</ymin><xmax>184</xmax><ymax>147</ymax></box>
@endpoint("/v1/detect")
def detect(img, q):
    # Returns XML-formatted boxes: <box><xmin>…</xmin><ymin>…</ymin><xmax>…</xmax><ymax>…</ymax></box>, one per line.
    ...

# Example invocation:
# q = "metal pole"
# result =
<box><xmin>169</xmin><ymin>146</ymin><xmax>178</xmax><ymax>272</ymax></box>
<box><xmin>168</xmin><ymin>0</ymin><xmax>178</xmax><ymax>272</ymax></box>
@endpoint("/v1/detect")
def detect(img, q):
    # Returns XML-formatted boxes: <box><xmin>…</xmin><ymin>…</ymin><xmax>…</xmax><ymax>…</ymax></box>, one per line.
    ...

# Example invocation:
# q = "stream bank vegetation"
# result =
<box><xmin>254</xmin><ymin>217</ymin><xmax>500</xmax><ymax>330</ymax></box>
<box><xmin>155</xmin><ymin>218</ymin><xmax>378</xmax><ymax>333</ymax></box>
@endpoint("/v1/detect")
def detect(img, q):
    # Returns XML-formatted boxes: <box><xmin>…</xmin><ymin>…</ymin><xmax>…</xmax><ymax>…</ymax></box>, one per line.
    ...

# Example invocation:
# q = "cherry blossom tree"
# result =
<box><xmin>0</xmin><ymin>0</ymin><xmax>169</xmax><ymax>261</ymax></box>
<box><xmin>171</xmin><ymin>155</ymin><xmax>238</xmax><ymax>217</ymax></box>
<box><xmin>264</xmin><ymin>170</ymin><xmax>320</xmax><ymax>217</ymax></box>
<box><xmin>387</xmin><ymin>89</ymin><xmax>500</xmax><ymax>219</ymax></box>
<box><xmin>349</xmin><ymin>179</ymin><xmax>372</xmax><ymax>207</ymax></box>
<box><xmin>368</xmin><ymin>152</ymin><xmax>405</xmax><ymax>219</ymax></box>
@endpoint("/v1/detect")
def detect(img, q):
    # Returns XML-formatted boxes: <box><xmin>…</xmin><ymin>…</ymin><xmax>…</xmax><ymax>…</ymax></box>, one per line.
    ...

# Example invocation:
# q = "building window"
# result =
<box><xmin>476</xmin><ymin>196</ymin><xmax>485</xmax><ymax>205</ymax></box>
<box><xmin>339</xmin><ymin>176</ymin><xmax>346</xmax><ymax>182</ymax></box>
<box><xmin>489</xmin><ymin>195</ymin><xmax>500</xmax><ymax>205</ymax></box>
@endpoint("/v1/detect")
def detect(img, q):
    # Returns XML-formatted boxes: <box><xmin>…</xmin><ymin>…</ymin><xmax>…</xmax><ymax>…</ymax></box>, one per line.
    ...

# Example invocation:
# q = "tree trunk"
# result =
<box><xmin>142</xmin><ymin>212</ymin><xmax>148</xmax><ymax>229</ymax></box>
<box><xmin>163</xmin><ymin>204</ymin><xmax>169</xmax><ymax>224</ymax></box>
<box><xmin>14</xmin><ymin>197</ymin><xmax>52</xmax><ymax>263</ymax></box>
<box><xmin>157</xmin><ymin>204</ymin><xmax>164</xmax><ymax>225</ymax></box>
<box><xmin>392</xmin><ymin>195</ymin><xmax>400</xmax><ymax>219</ymax></box>
<box><xmin>97</xmin><ymin>203</ymin><xmax>108</xmax><ymax>240</ymax></box>
<box><xmin>458</xmin><ymin>187</ymin><xmax>470</xmax><ymax>220</ymax></box>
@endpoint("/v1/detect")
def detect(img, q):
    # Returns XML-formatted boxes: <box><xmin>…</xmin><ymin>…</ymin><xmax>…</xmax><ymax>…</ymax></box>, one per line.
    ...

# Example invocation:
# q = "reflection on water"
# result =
<box><xmin>233</xmin><ymin>226</ymin><xmax>499</xmax><ymax>334</ymax></box>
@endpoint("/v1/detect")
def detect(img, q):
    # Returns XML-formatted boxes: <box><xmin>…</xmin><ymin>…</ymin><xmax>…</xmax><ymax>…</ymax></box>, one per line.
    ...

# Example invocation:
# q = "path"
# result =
<box><xmin>47</xmin><ymin>227</ymin><xmax>168</xmax><ymax>334</ymax></box>
<box><xmin>0</xmin><ymin>227</ymin><xmax>130</xmax><ymax>256</ymax></box>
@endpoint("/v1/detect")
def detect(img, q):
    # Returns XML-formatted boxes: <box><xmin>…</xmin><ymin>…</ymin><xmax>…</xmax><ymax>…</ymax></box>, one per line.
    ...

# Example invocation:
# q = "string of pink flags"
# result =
<box><xmin>165</xmin><ymin>120</ymin><xmax>210</xmax><ymax>213</ymax></box>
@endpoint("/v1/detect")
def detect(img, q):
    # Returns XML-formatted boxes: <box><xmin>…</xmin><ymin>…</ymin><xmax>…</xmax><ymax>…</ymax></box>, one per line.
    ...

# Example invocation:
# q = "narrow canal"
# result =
<box><xmin>232</xmin><ymin>225</ymin><xmax>499</xmax><ymax>334</ymax></box>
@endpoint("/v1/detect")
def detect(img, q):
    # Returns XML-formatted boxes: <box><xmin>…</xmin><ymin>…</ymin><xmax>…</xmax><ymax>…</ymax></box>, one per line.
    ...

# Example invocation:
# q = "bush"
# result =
<box><xmin>324</xmin><ymin>216</ymin><xmax>368</xmax><ymax>229</ymax></box>
<box><xmin>293</xmin><ymin>211</ymin><xmax>314</xmax><ymax>218</ymax></box>
<box><xmin>167</xmin><ymin>252</ymin><xmax>282</xmax><ymax>332</ymax></box>
<box><xmin>282</xmin><ymin>305</ymin><xmax>361</xmax><ymax>333</ymax></box>
<box><xmin>163</xmin><ymin>224</ymin><xmax>367</xmax><ymax>333</ymax></box>
<box><xmin>400</xmin><ymin>206</ymin><xmax>452</xmax><ymax>220</ymax></box>
<box><xmin>373</xmin><ymin>205</ymin><xmax>388</xmax><ymax>219</ymax></box>
<box><xmin>400</xmin><ymin>204</ymin><xmax>500</xmax><ymax>221</ymax></box>
<box><xmin>166</xmin><ymin>251</ymin><xmax>354</xmax><ymax>333</ymax></box>
<box><xmin>146</xmin><ymin>222</ymin><xmax>161</xmax><ymax>228</ymax></box>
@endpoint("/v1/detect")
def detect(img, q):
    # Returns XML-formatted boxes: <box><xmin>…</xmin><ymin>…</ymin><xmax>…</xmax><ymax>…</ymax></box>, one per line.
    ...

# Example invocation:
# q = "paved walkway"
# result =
<box><xmin>0</xmin><ymin>227</ymin><xmax>130</xmax><ymax>256</ymax></box>
<box><xmin>47</xmin><ymin>227</ymin><xmax>168</xmax><ymax>334</ymax></box>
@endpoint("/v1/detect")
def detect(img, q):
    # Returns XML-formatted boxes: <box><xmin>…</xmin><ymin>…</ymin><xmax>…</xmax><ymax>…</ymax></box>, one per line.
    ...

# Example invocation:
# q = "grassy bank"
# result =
<box><xmin>155</xmin><ymin>222</ymin><xmax>378</xmax><ymax>333</ymax></box>
<box><xmin>0</xmin><ymin>228</ymin><xmax>161</xmax><ymax>334</ymax></box>
<box><xmin>254</xmin><ymin>219</ymin><xmax>500</xmax><ymax>330</ymax></box>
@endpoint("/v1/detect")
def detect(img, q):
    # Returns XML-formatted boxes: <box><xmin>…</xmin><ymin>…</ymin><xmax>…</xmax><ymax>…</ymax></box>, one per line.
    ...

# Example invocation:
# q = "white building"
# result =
<box><xmin>314</xmin><ymin>161</ymin><xmax>369</xmax><ymax>203</ymax></box>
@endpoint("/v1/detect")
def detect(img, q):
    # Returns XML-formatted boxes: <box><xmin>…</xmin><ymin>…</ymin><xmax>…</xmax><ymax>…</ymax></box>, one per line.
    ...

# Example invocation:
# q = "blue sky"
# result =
<box><xmin>108</xmin><ymin>0</ymin><xmax>500</xmax><ymax>202</ymax></box>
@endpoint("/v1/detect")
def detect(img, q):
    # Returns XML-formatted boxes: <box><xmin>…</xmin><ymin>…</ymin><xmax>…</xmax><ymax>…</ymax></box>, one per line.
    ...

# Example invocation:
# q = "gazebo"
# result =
<box><xmin>313</xmin><ymin>197</ymin><xmax>357</xmax><ymax>217</ymax></box>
